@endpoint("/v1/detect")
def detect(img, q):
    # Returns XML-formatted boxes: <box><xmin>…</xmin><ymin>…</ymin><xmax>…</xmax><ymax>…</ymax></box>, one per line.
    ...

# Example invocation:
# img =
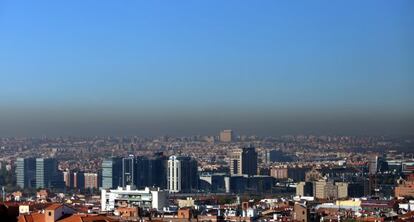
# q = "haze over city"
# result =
<box><xmin>1</xmin><ymin>0</ymin><xmax>413</xmax><ymax>137</ymax></box>
<box><xmin>2</xmin><ymin>1</ymin><xmax>414</xmax><ymax>222</ymax></box>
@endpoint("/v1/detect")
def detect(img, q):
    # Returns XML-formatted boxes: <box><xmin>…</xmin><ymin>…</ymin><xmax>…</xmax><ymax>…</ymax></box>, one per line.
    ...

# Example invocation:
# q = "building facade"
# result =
<box><xmin>16</xmin><ymin>158</ymin><xmax>36</xmax><ymax>189</ymax></box>
<box><xmin>102</xmin><ymin>157</ymin><xmax>122</xmax><ymax>189</ymax></box>
<box><xmin>167</xmin><ymin>155</ymin><xmax>198</xmax><ymax>193</ymax></box>
<box><xmin>101</xmin><ymin>186</ymin><xmax>167</xmax><ymax>212</ymax></box>
<box><xmin>84</xmin><ymin>173</ymin><xmax>99</xmax><ymax>189</ymax></box>
<box><xmin>229</xmin><ymin>147</ymin><xmax>258</xmax><ymax>176</ymax></box>
<box><xmin>35</xmin><ymin>158</ymin><xmax>59</xmax><ymax>189</ymax></box>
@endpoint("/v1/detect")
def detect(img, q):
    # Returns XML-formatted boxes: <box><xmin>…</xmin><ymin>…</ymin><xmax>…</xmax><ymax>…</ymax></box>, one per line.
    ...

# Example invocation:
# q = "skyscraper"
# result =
<box><xmin>122</xmin><ymin>155</ymin><xmax>136</xmax><ymax>187</ymax></box>
<box><xmin>229</xmin><ymin>146</ymin><xmax>258</xmax><ymax>176</ymax></box>
<box><xmin>167</xmin><ymin>155</ymin><xmax>198</xmax><ymax>193</ymax></box>
<box><xmin>16</xmin><ymin>158</ymin><xmax>36</xmax><ymax>189</ymax></box>
<box><xmin>35</xmin><ymin>158</ymin><xmax>59</xmax><ymax>189</ymax></box>
<box><xmin>121</xmin><ymin>155</ymin><xmax>152</xmax><ymax>189</ymax></box>
<box><xmin>134</xmin><ymin>156</ymin><xmax>151</xmax><ymax>189</ymax></box>
<box><xmin>148</xmin><ymin>152</ymin><xmax>167</xmax><ymax>189</ymax></box>
<box><xmin>102</xmin><ymin>157</ymin><xmax>122</xmax><ymax>189</ymax></box>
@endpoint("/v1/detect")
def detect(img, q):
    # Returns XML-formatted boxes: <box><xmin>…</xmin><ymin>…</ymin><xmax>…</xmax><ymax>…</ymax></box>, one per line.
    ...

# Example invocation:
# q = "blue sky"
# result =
<box><xmin>0</xmin><ymin>0</ymin><xmax>413</xmax><ymax>136</ymax></box>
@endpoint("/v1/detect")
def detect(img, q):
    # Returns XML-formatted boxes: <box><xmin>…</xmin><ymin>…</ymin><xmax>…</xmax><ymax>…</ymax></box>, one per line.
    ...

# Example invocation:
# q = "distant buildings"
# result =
<box><xmin>167</xmin><ymin>155</ymin><xmax>198</xmax><ymax>193</ymax></box>
<box><xmin>220</xmin><ymin>130</ymin><xmax>234</xmax><ymax>143</ymax></box>
<box><xmin>229</xmin><ymin>146</ymin><xmax>258</xmax><ymax>176</ymax></box>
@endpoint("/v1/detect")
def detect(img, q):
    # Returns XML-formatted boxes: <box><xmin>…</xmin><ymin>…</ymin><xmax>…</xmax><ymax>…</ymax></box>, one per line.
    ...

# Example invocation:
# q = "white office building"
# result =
<box><xmin>168</xmin><ymin>156</ymin><xmax>181</xmax><ymax>193</ymax></box>
<box><xmin>101</xmin><ymin>185</ymin><xmax>167</xmax><ymax>212</ymax></box>
<box><xmin>167</xmin><ymin>155</ymin><xmax>198</xmax><ymax>193</ymax></box>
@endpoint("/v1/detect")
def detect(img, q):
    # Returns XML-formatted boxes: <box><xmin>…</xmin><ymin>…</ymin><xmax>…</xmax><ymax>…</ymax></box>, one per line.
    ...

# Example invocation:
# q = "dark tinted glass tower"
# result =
<box><xmin>148</xmin><ymin>152</ymin><xmax>167</xmax><ymax>189</ymax></box>
<box><xmin>242</xmin><ymin>146</ymin><xmax>258</xmax><ymax>176</ymax></box>
<box><xmin>134</xmin><ymin>156</ymin><xmax>150</xmax><ymax>188</ymax></box>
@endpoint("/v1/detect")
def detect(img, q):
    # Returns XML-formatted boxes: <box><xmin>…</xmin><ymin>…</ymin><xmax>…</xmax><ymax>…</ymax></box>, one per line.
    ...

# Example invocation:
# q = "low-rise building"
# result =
<box><xmin>101</xmin><ymin>186</ymin><xmax>167</xmax><ymax>212</ymax></box>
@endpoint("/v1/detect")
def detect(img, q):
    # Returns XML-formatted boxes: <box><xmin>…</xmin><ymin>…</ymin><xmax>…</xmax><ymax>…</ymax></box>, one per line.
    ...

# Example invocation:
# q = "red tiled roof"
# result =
<box><xmin>18</xmin><ymin>212</ymin><xmax>45</xmax><ymax>222</ymax></box>
<box><xmin>58</xmin><ymin>214</ymin><xmax>119</xmax><ymax>222</ymax></box>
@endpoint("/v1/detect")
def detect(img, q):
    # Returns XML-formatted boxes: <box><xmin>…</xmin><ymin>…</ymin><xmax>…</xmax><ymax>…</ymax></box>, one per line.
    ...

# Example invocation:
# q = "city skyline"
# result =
<box><xmin>1</xmin><ymin>0</ymin><xmax>413</xmax><ymax>137</ymax></box>
<box><xmin>2</xmin><ymin>1</ymin><xmax>414</xmax><ymax>221</ymax></box>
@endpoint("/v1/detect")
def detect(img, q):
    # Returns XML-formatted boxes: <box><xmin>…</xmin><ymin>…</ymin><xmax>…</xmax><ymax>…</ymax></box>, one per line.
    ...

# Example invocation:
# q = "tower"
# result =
<box><xmin>16</xmin><ymin>158</ymin><xmax>36</xmax><ymax>189</ymax></box>
<box><xmin>229</xmin><ymin>146</ymin><xmax>258</xmax><ymax>176</ymax></box>
<box><xmin>167</xmin><ymin>155</ymin><xmax>198</xmax><ymax>193</ymax></box>
<box><xmin>102</xmin><ymin>157</ymin><xmax>122</xmax><ymax>189</ymax></box>
<box><xmin>35</xmin><ymin>158</ymin><xmax>58</xmax><ymax>189</ymax></box>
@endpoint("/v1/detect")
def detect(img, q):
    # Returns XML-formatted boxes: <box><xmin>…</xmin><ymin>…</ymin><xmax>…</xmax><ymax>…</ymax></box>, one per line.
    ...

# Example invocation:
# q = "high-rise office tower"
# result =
<box><xmin>102</xmin><ymin>157</ymin><xmax>122</xmax><ymax>189</ymax></box>
<box><xmin>16</xmin><ymin>158</ymin><xmax>36</xmax><ymax>189</ymax></box>
<box><xmin>220</xmin><ymin>130</ymin><xmax>234</xmax><ymax>142</ymax></box>
<box><xmin>135</xmin><ymin>156</ymin><xmax>151</xmax><ymax>188</ymax></box>
<box><xmin>167</xmin><ymin>155</ymin><xmax>198</xmax><ymax>193</ymax></box>
<box><xmin>122</xmin><ymin>155</ymin><xmax>136</xmax><ymax>187</ymax></box>
<box><xmin>148</xmin><ymin>152</ymin><xmax>167</xmax><ymax>189</ymax></box>
<box><xmin>121</xmin><ymin>155</ymin><xmax>151</xmax><ymax>189</ymax></box>
<box><xmin>35</xmin><ymin>158</ymin><xmax>59</xmax><ymax>189</ymax></box>
<box><xmin>229</xmin><ymin>146</ymin><xmax>258</xmax><ymax>176</ymax></box>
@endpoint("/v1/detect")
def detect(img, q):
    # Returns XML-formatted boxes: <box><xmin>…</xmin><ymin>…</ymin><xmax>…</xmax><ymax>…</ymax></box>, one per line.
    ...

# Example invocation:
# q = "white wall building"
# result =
<box><xmin>101</xmin><ymin>185</ymin><xmax>167</xmax><ymax>212</ymax></box>
<box><xmin>168</xmin><ymin>156</ymin><xmax>181</xmax><ymax>193</ymax></box>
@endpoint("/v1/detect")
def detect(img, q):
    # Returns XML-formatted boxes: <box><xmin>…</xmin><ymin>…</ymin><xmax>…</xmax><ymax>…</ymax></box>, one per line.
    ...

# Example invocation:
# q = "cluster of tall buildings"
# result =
<box><xmin>102</xmin><ymin>153</ymin><xmax>198</xmax><ymax>193</ymax></box>
<box><xmin>16</xmin><ymin>146</ymin><xmax>261</xmax><ymax>194</ymax></box>
<box><xmin>16</xmin><ymin>158</ymin><xmax>62</xmax><ymax>189</ymax></box>
<box><xmin>17</xmin><ymin>157</ymin><xmax>101</xmax><ymax>191</ymax></box>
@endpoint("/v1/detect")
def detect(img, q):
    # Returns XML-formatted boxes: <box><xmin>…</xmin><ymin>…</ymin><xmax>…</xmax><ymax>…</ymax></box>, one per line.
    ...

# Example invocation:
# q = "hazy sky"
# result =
<box><xmin>0</xmin><ymin>0</ymin><xmax>413</xmax><ymax>137</ymax></box>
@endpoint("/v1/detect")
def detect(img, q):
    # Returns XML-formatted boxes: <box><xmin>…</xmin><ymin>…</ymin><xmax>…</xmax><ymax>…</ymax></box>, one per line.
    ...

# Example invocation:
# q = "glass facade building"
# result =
<box><xmin>102</xmin><ymin>157</ymin><xmax>122</xmax><ymax>189</ymax></box>
<box><xmin>16</xmin><ymin>158</ymin><xmax>36</xmax><ymax>189</ymax></box>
